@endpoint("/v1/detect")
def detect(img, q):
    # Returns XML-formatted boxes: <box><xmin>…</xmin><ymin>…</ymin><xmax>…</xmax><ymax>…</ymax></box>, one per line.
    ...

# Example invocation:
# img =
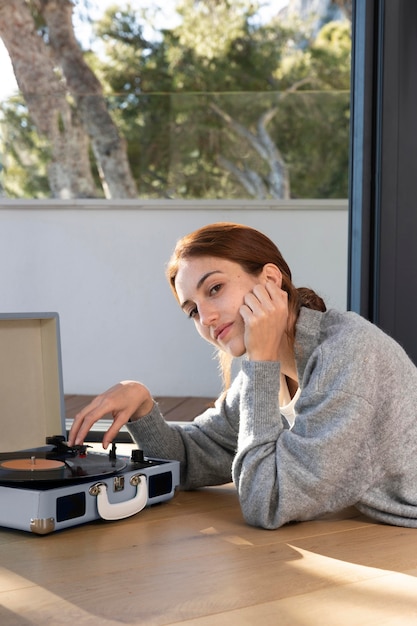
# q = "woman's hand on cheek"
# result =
<box><xmin>239</xmin><ymin>281</ymin><xmax>289</xmax><ymax>362</ymax></box>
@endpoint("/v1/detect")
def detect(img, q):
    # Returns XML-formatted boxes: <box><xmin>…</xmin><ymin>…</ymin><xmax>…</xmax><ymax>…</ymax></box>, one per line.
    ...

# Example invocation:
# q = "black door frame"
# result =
<box><xmin>348</xmin><ymin>0</ymin><xmax>417</xmax><ymax>362</ymax></box>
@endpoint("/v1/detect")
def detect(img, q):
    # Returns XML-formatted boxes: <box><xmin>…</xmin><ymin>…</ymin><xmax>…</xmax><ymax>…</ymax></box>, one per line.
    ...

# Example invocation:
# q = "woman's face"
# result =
<box><xmin>174</xmin><ymin>256</ymin><xmax>262</xmax><ymax>357</ymax></box>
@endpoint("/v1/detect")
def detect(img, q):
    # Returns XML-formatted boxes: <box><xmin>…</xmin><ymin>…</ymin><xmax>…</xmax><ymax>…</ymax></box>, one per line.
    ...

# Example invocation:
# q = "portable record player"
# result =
<box><xmin>0</xmin><ymin>312</ymin><xmax>180</xmax><ymax>534</ymax></box>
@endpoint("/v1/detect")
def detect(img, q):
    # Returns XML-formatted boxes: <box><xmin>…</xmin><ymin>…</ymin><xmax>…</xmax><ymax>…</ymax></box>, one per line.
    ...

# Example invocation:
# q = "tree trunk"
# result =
<box><xmin>0</xmin><ymin>0</ymin><xmax>98</xmax><ymax>198</ymax></box>
<box><xmin>37</xmin><ymin>0</ymin><xmax>138</xmax><ymax>199</ymax></box>
<box><xmin>211</xmin><ymin>103</ymin><xmax>290</xmax><ymax>200</ymax></box>
<box><xmin>0</xmin><ymin>0</ymin><xmax>138</xmax><ymax>199</ymax></box>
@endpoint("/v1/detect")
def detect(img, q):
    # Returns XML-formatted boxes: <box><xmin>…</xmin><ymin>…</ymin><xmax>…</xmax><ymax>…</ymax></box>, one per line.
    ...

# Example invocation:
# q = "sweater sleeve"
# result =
<box><xmin>233</xmin><ymin>358</ymin><xmax>374</xmax><ymax>529</ymax></box>
<box><xmin>126</xmin><ymin>387</ymin><xmax>241</xmax><ymax>489</ymax></box>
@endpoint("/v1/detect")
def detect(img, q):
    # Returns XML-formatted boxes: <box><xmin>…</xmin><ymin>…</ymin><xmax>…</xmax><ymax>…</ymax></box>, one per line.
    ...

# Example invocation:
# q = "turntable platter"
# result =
<box><xmin>1</xmin><ymin>458</ymin><xmax>65</xmax><ymax>471</ymax></box>
<box><xmin>0</xmin><ymin>448</ymin><xmax>127</xmax><ymax>483</ymax></box>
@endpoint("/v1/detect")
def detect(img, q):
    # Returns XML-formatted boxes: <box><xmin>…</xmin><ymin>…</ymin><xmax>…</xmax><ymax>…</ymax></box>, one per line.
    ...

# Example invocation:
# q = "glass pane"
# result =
<box><xmin>0</xmin><ymin>1</ymin><xmax>351</xmax><ymax>201</ymax></box>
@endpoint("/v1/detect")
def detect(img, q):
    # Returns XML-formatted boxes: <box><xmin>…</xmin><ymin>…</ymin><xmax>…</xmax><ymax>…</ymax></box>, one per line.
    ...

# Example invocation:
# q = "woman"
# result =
<box><xmin>69</xmin><ymin>222</ymin><xmax>417</xmax><ymax>529</ymax></box>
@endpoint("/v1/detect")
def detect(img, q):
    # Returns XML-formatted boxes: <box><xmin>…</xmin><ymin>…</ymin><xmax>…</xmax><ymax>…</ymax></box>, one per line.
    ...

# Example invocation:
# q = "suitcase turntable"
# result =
<box><xmin>0</xmin><ymin>312</ymin><xmax>180</xmax><ymax>534</ymax></box>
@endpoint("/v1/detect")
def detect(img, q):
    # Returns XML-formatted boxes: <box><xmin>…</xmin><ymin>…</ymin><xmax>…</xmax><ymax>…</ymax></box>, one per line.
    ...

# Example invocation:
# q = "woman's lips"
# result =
<box><xmin>215</xmin><ymin>323</ymin><xmax>233</xmax><ymax>341</ymax></box>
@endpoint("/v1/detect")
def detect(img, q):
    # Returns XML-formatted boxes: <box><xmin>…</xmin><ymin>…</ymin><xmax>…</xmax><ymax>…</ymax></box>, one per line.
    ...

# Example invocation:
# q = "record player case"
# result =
<box><xmin>0</xmin><ymin>312</ymin><xmax>180</xmax><ymax>534</ymax></box>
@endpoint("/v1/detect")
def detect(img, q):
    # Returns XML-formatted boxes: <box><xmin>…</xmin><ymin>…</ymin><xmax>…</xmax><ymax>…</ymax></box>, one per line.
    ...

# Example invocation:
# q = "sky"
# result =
<box><xmin>0</xmin><ymin>40</ymin><xmax>17</xmax><ymax>100</ymax></box>
<box><xmin>0</xmin><ymin>0</ymin><xmax>288</xmax><ymax>101</ymax></box>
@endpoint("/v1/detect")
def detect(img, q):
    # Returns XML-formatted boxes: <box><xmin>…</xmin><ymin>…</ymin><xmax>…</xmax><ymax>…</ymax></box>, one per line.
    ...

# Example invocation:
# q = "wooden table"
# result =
<box><xmin>1</xmin><ymin>480</ymin><xmax>417</xmax><ymax>625</ymax></box>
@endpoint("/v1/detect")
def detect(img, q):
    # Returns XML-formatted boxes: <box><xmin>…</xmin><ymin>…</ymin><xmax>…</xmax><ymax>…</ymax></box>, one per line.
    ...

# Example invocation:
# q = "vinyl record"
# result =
<box><xmin>0</xmin><ymin>448</ymin><xmax>127</xmax><ymax>483</ymax></box>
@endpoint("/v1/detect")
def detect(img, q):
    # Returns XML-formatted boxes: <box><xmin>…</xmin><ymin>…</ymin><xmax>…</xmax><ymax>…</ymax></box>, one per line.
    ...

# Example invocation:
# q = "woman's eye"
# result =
<box><xmin>188</xmin><ymin>307</ymin><xmax>198</xmax><ymax>319</ymax></box>
<box><xmin>209</xmin><ymin>284</ymin><xmax>221</xmax><ymax>296</ymax></box>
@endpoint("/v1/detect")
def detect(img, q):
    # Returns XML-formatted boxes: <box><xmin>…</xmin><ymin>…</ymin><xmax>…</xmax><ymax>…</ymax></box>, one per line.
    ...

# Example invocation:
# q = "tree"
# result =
<box><xmin>0</xmin><ymin>0</ymin><xmax>96</xmax><ymax>197</ymax></box>
<box><xmin>0</xmin><ymin>0</ymin><xmax>352</xmax><ymax>200</ymax></box>
<box><xmin>211</xmin><ymin>103</ymin><xmax>290</xmax><ymax>199</ymax></box>
<box><xmin>0</xmin><ymin>0</ymin><xmax>137</xmax><ymax>198</ymax></box>
<box><xmin>153</xmin><ymin>0</ymin><xmax>351</xmax><ymax>199</ymax></box>
<box><xmin>94</xmin><ymin>0</ymin><xmax>298</xmax><ymax>199</ymax></box>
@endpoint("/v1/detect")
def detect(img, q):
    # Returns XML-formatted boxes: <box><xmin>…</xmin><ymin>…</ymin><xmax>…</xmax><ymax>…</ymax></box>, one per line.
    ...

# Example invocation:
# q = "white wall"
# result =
<box><xmin>0</xmin><ymin>199</ymin><xmax>348</xmax><ymax>397</ymax></box>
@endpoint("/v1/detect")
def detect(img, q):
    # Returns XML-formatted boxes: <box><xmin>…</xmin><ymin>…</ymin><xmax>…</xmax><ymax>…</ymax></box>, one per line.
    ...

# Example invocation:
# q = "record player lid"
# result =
<box><xmin>0</xmin><ymin>312</ymin><xmax>65</xmax><ymax>453</ymax></box>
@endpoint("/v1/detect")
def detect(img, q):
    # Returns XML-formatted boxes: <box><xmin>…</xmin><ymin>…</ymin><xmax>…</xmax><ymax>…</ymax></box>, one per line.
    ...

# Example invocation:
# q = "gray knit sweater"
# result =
<box><xmin>127</xmin><ymin>307</ymin><xmax>417</xmax><ymax>529</ymax></box>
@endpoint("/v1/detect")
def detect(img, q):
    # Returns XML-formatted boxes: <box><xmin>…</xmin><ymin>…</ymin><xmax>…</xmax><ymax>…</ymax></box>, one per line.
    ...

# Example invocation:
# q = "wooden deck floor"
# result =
<box><xmin>64</xmin><ymin>394</ymin><xmax>216</xmax><ymax>442</ymax></box>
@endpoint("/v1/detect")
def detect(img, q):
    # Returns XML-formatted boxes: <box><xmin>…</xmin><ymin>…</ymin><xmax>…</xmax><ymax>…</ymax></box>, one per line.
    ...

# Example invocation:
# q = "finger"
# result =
<box><xmin>240</xmin><ymin>293</ymin><xmax>261</xmax><ymax>318</ymax></box>
<box><xmin>101</xmin><ymin>413</ymin><xmax>131</xmax><ymax>450</ymax></box>
<box><xmin>69</xmin><ymin>412</ymin><xmax>97</xmax><ymax>446</ymax></box>
<box><xmin>243</xmin><ymin>289</ymin><xmax>271</xmax><ymax>316</ymax></box>
<box><xmin>264</xmin><ymin>280</ymin><xmax>280</xmax><ymax>300</ymax></box>
<box><xmin>239</xmin><ymin>303</ymin><xmax>252</xmax><ymax>324</ymax></box>
<box><xmin>68</xmin><ymin>412</ymin><xmax>88</xmax><ymax>446</ymax></box>
<box><xmin>242</xmin><ymin>291</ymin><xmax>261</xmax><ymax>313</ymax></box>
<box><xmin>265</xmin><ymin>281</ymin><xmax>288</xmax><ymax>305</ymax></box>
<box><xmin>68</xmin><ymin>401</ymin><xmax>108</xmax><ymax>446</ymax></box>
<box><xmin>255</xmin><ymin>283</ymin><xmax>285</xmax><ymax>309</ymax></box>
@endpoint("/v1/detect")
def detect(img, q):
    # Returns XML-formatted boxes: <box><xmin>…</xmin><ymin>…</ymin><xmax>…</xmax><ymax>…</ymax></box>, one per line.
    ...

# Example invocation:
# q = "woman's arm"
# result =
<box><xmin>127</xmin><ymin>386</ymin><xmax>241</xmax><ymax>488</ymax></box>
<box><xmin>233</xmin><ymin>359</ymin><xmax>373</xmax><ymax>529</ymax></box>
<box><xmin>67</xmin><ymin>372</ymin><xmax>243</xmax><ymax>488</ymax></box>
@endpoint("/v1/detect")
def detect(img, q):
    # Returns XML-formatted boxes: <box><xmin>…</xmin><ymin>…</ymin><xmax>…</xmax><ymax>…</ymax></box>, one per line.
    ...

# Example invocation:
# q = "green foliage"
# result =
<box><xmin>274</xmin><ymin>91</ymin><xmax>350</xmax><ymax>198</ymax></box>
<box><xmin>0</xmin><ymin>0</ymin><xmax>352</xmax><ymax>199</ymax></box>
<box><xmin>174</xmin><ymin>0</ymin><xmax>257</xmax><ymax>60</ymax></box>
<box><xmin>92</xmin><ymin>3</ymin><xmax>350</xmax><ymax>199</ymax></box>
<box><xmin>309</xmin><ymin>20</ymin><xmax>352</xmax><ymax>90</ymax></box>
<box><xmin>0</xmin><ymin>96</ymin><xmax>50</xmax><ymax>198</ymax></box>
